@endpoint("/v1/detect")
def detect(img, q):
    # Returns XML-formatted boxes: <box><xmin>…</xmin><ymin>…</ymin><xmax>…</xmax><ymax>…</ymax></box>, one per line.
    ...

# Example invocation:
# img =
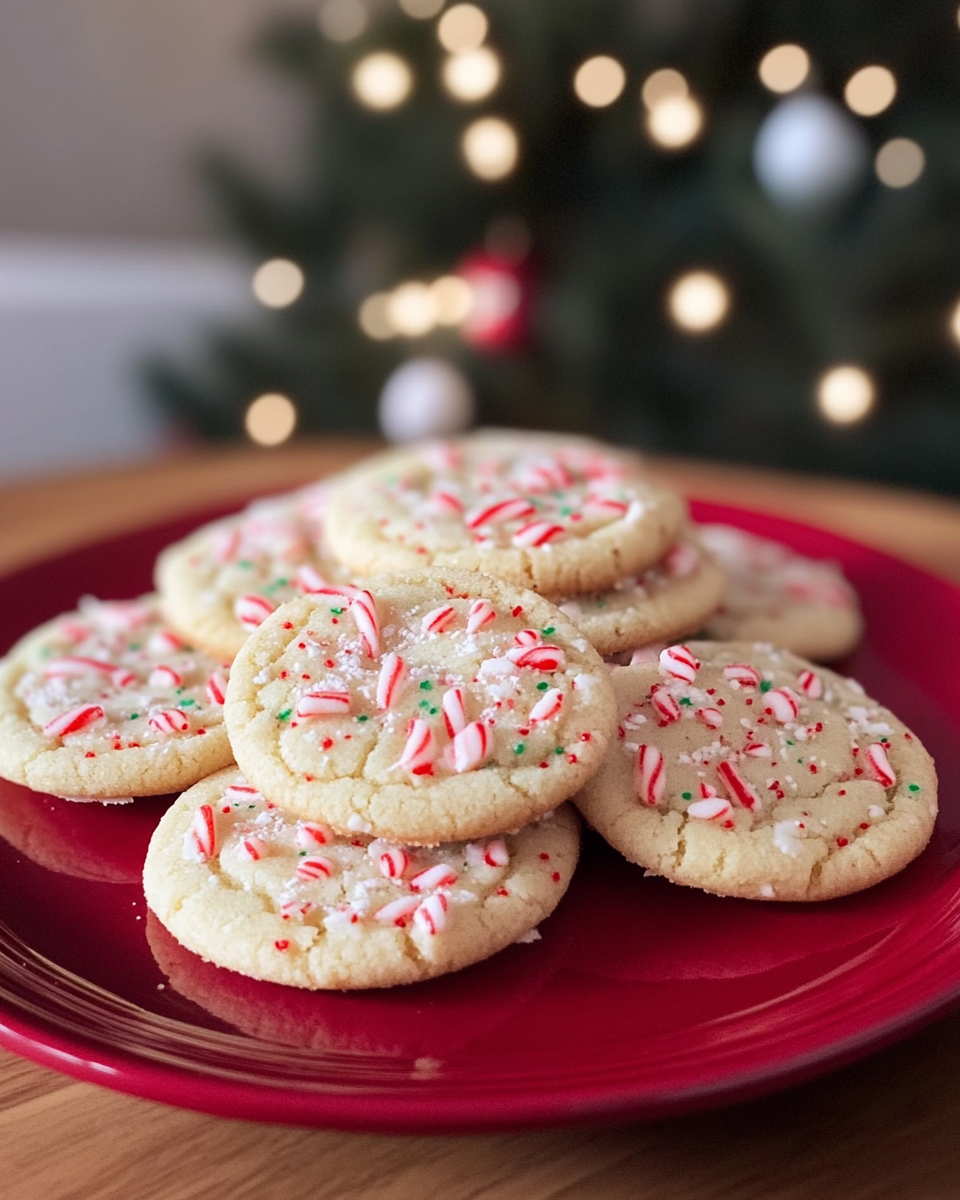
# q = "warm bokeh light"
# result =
<box><xmin>817</xmin><ymin>365</ymin><xmax>875</xmax><ymax>423</ymax></box>
<box><xmin>462</xmin><ymin>117</ymin><xmax>519</xmax><ymax>180</ymax></box>
<box><xmin>431</xmin><ymin>275</ymin><xmax>473</xmax><ymax>324</ymax></box>
<box><xmin>875</xmin><ymin>138</ymin><xmax>925</xmax><ymax>188</ymax></box>
<box><xmin>317</xmin><ymin>0</ymin><xmax>368</xmax><ymax>43</ymax></box>
<box><xmin>641</xmin><ymin>68</ymin><xmax>688</xmax><ymax>109</ymax></box>
<box><xmin>573</xmin><ymin>56</ymin><xmax>626</xmax><ymax>107</ymax></box>
<box><xmin>758</xmin><ymin>44</ymin><xmax>810</xmax><ymax>93</ymax></box>
<box><xmin>245</xmin><ymin>393</ymin><xmax>297</xmax><ymax>445</ymax></box>
<box><xmin>438</xmin><ymin>5</ymin><xmax>488</xmax><ymax>54</ymax></box>
<box><xmin>844</xmin><ymin>66</ymin><xmax>897</xmax><ymax>116</ymax></box>
<box><xmin>667</xmin><ymin>271</ymin><xmax>730</xmax><ymax>332</ymax></box>
<box><xmin>399</xmin><ymin>0</ymin><xmax>444</xmax><ymax>17</ymax></box>
<box><xmin>646</xmin><ymin>95</ymin><xmax>703</xmax><ymax>149</ymax></box>
<box><xmin>443</xmin><ymin>47</ymin><xmax>501</xmax><ymax>101</ymax></box>
<box><xmin>352</xmin><ymin>52</ymin><xmax>413</xmax><ymax>109</ymax></box>
<box><xmin>949</xmin><ymin>298</ymin><xmax>960</xmax><ymax>346</ymax></box>
<box><xmin>387</xmin><ymin>281</ymin><xmax>437</xmax><ymax>336</ymax></box>
<box><xmin>252</xmin><ymin>258</ymin><xmax>305</xmax><ymax>308</ymax></box>
<box><xmin>358</xmin><ymin>292</ymin><xmax>394</xmax><ymax>339</ymax></box>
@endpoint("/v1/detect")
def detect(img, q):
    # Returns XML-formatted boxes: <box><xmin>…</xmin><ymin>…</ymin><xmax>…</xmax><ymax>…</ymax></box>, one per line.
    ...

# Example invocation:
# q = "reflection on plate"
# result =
<box><xmin>1</xmin><ymin>500</ymin><xmax>959</xmax><ymax>1133</ymax></box>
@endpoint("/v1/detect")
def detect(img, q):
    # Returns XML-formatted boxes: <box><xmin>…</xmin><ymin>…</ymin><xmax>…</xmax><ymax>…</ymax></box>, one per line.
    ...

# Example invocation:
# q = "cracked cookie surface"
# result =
<box><xmin>143</xmin><ymin>767</ymin><xmax>580</xmax><ymax>989</ymax></box>
<box><xmin>224</xmin><ymin>568</ymin><xmax>616</xmax><ymax>844</ymax></box>
<box><xmin>0</xmin><ymin>594</ymin><xmax>233</xmax><ymax>800</ymax></box>
<box><xmin>323</xmin><ymin>431</ymin><xmax>686</xmax><ymax>595</ymax></box>
<box><xmin>575</xmin><ymin>641</ymin><xmax>937</xmax><ymax>901</ymax></box>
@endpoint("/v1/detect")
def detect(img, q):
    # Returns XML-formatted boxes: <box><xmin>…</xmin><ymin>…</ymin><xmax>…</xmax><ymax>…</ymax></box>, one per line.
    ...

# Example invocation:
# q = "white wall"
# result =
<box><xmin>0</xmin><ymin>0</ymin><xmax>315</xmax><ymax>238</ymax></box>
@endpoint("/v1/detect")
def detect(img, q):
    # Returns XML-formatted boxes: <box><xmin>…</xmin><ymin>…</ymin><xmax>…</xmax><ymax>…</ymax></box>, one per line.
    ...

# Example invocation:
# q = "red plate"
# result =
<box><xmin>1</xmin><ymin>501</ymin><xmax>959</xmax><ymax>1133</ymax></box>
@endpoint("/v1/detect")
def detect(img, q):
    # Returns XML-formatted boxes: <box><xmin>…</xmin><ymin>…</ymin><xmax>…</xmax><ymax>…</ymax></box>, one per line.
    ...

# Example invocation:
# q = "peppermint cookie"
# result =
<box><xmin>143</xmin><ymin>768</ymin><xmax>580</xmax><ymax>990</ymax></box>
<box><xmin>548</xmin><ymin>536</ymin><xmax>726</xmax><ymax>656</ymax></box>
<box><xmin>156</xmin><ymin>482</ymin><xmax>352</xmax><ymax>661</ymax></box>
<box><xmin>576</xmin><ymin>642</ymin><xmax>937</xmax><ymax>901</ymax></box>
<box><xmin>698</xmin><ymin>524</ymin><xmax>863</xmax><ymax>660</ymax></box>
<box><xmin>225</xmin><ymin>568</ymin><xmax>616</xmax><ymax>844</ymax></box>
<box><xmin>323</xmin><ymin>431</ymin><xmax>686</xmax><ymax>595</ymax></box>
<box><xmin>0</xmin><ymin>595</ymin><xmax>233</xmax><ymax>800</ymax></box>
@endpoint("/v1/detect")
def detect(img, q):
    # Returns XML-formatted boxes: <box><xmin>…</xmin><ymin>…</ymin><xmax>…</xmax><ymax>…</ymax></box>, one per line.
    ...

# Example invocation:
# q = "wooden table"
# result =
<box><xmin>2</xmin><ymin>440</ymin><xmax>959</xmax><ymax>1200</ymax></box>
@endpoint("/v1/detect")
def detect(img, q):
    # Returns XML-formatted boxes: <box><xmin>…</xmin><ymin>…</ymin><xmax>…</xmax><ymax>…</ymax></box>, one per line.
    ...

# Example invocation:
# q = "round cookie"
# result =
<box><xmin>143</xmin><ymin>767</ymin><xmax>580</xmax><ymax>990</ymax></box>
<box><xmin>323</xmin><ymin>431</ymin><xmax>687</xmax><ymax>595</ymax></box>
<box><xmin>575</xmin><ymin>641</ymin><xmax>937</xmax><ymax>902</ymax></box>
<box><xmin>697</xmin><ymin>524</ymin><xmax>863</xmax><ymax>660</ymax></box>
<box><xmin>224</xmin><ymin>568</ymin><xmax>616</xmax><ymax>844</ymax></box>
<box><xmin>156</xmin><ymin>482</ymin><xmax>353</xmax><ymax>661</ymax></box>
<box><xmin>0</xmin><ymin>594</ymin><xmax>233</xmax><ymax>800</ymax></box>
<box><xmin>547</xmin><ymin>536</ymin><xmax>726</xmax><ymax>656</ymax></box>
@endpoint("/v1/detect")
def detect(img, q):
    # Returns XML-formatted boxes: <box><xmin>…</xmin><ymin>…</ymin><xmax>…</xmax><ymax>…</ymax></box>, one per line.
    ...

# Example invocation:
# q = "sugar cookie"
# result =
<box><xmin>0</xmin><ymin>595</ymin><xmax>233</xmax><ymax>799</ymax></box>
<box><xmin>575</xmin><ymin>641</ymin><xmax>937</xmax><ymax>901</ymax></box>
<box><xmin>143</xmin><ymin>768</ymin><xmax>580</xmax><ymax>989</ymax></box>
<box><xmin>698</xmin><ymin>524</ymin><xmax>863</xmax><ymax>660</ymax></box>
<box><xmin>323</xmin><ymin>431</ymin><xmax>686</xmax><ymax>595</ymax></box>
<box><xmin>224</xmin><ymin>568</ymin><xmax>616</xmax><ymax>844</ymax></box>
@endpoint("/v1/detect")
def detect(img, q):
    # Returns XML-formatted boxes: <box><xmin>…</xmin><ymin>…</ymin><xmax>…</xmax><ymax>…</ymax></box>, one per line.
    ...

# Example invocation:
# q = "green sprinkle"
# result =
<box><xmin>536</xmin><ymin>681</ymin><xmax>549</xmax><ymax>691</ymax></box>
<box><xmin>881</xmin><ymin>736</ymin><xmax>889</xmax><ymax>743</ymax></box>
<box><xmin>178</xmin><ymin>698</ymin><xmax>196</xmax><ymax>708</ymax></box>
<box><xmin>542</xmin><ymin>626</ymin><xmax>555</xmax><ymax>635</ymax></box>
<box><xmin>786</xmin><ymin>739</ymin><xmax>794</xmax><ymax>746</ymax></box>
<box><xmin>554</xmin><ymin>746</ymin><xmax>564</xmax><ymax>755</ymax></box>
<box><xmin>419</xmin><ymin>699</ymin><xmax>429</xmax><ymax>708</ymax></box>
<box><xmin>330</xmin><ymin>606</ymin><xmax>344</xmax><ymax>615</ymax></box>
<box><xmin>248</xmin><ymin>804</ymin><xmax>255</xmax><ymax>809</ymax></box>
<box><xmin>129</xmin><ymin>713</ymin><xmax>139</xmax><ymax>720</ymax></box>
<box><xmin>299</xmin><ymin>850</ymin><xmax>307</xmax><ymax>856</ymax></box>
<box><xmin>559</xmin><ymin>506</ymin><xmax>572</xmax><ymax>517</ymax></box>
<box><xmin>275</xmin><ymin>577</ymin><xmax>288</xmax><ymax>588</ymax></box>
<box><xmin>238</xmin><ymin>559</ymin><xmax>253</xmax><ymax>569</ymax></box>
<box><xmin>429</xmin><ymin>707</ymin><xmax>438</xmax><ymax>715</ymax></box>
<box><xmin>419</xmin><ymin>680</ymin><xmax>433</xmax><ymax>691</ymax></box>
<box><xmin>908</xmin><ymin>783</ymin><xmax>921</xmax><ymax>792</ymax></box>
<box><xmin>596</xmin><ymin>599</ymin><xmax>607</xmax><ymax>609</ymax></box>
<box><xmin>514</xmin><ymin>743</ymin><xmax>525</xmax><ymax>754</ymax></box>
<box><xmin>760</xmin><ymin>680</ymin><xmax>773</xmax><ymax>693</ymax></box>
<box><xmin>128</xmin><ymin>643</ymin><xmax>141</xmax><ymax>651</ymax></box>
<box><xmin>176</xmin><ymin>687</ymin><xmax>185</xmax><ymax>695</ymax></box>
<box><xmin>277</xmin><ymin>708</ymin><xmax>292</xmax><ymax>721</ymax></box>
<box><xmin>356</xmin><ymin>714</ymin><xmax>369</xmax><ymax>722</ymax></box>
<box><xmin>679</xmin><ymin>697</ymin><xmax>692</xmax><ymax>706</ymax></box>
<box><xmin>39</xmin><ymin>646</ymin><xmax>53</xmax><ymax>658</ymax></box>
<box><xmin>681</xmin><ymin>791</ymin><xmax>692</xmax><ymax>801</ymax></box>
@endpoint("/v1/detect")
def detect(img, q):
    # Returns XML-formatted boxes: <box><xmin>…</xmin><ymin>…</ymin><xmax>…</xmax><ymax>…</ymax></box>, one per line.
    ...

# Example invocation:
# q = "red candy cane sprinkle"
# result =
<box><xmin>234</xmin><ymin>594</ymin><xmax>276</xmax><ymax>629</ymax></box>
<box><xmin>651</xmin><ymin>687</ymin><xmax>682</xmax><ymax>725</ymax></box>
<box><xmin>717</xmin><ymin>760</ymin><xmax>763</xmax><ymax>811</ymax></box>
<box><xmin>149</xmin><ymin>709</ymin><xmax>190</xmax><ymax>735</ymax></box>
<box><xmin>529</xmin><ymin>687</ymin><xmax>564</xmax><ymax>722</ymax></box>
<box><xmin>379</xmin><ymin>848</ymin><xmax>409</xmax><ymax>879</ymax></box>
<box><xmin>376</xmin><ymin>653</ymin><xmax>408</xmax><ymax>710</ymax></box>
<box><xmin>237</xmin><ymin>836</ymin><xmax>268</xmax><ymax>862</ymax></box>
<box><xmin>297</xmin><ymin>690</ymin><xmax>352</xmax><ymax>717</ymax></box>
<box><xmin>508</xmin><ymin>644</ymin><xmax>566</xmax><ymax>671</ymax></box>
<box><xmin>297</xmin><ymin>855</ymin><xmax>333</xmax><ymax>881</ymax></box>
<box><xmin>205</xmin><ymin>671</ymin><xmax>228</xmax><ymax>706</ymax></box>
<box><xmin>467</xmin><ymin>498</ymin><xmax>536</xmax><ymax>529</ymax></box>
<box><xmin>764</xmin><ymin>688</ymin><xmax>800</xmax><ymax>724</ymax></box>
<box><xmin>413</xmin><ymin>893</ymin><xmax>448</xmax><ymax>936</ymax></box>
<box><xmin>350</xmin><ymin>590</ymin><xmax>380</xmax><ymax>658</ymax></box>
<box><xmin>452</xmin><ymin>720</ymin><xmax>490</xmax><ymax>773</ymax></box>
<box><xmin>696</xmin><ymin>706</ymin><xmax>724</xmax><ymax>730</ymax></box>
<box><xmin>635</xmin><ymin>744</ymin><xmax>666</xmax><ymax>806</ymax></box>
<box><xmin>44</xmin><ymin>657</ymin><xmax>136</xmax><ymax>689</ymax></box>
<box><xmin>42</xmin><ymin>704</ymin><xmax>105</xmax><ymax>739</ymax></box>
<box><xmin>466</xmin><ymin>598</ymin><xmax>497</xmax><ymax>633</ymax></box>
<box><xmin>866</xmin><ymin>742</ymin><xmax>898</xmax><ymax>787</ymax></box>
<box><xmin>373</xmin><ymin>895</ymin><xmax>421</xmax><ymax>927</ymax></box>
<box><xmin>189</xmin><ymin>804</ymin><xmax>217</xmax><ymax>860</ymax></box>
<box><xmin>658</xmin><ymin>644</ymin><xmax>699</xmax><ymax>683</ymax></box>
<box><xmin>397</xmin><ymin>719</ymin><xmax>436</xmax><ymax>775</ymax></box>
<box><xmin>797</xmin><ymin>669</ymin><xmax>823</xmax><ymax>699</ymax></box>
<box><xmin>442</xmin><ymin>687</ymin><xmax>468</xmax><ymax>737</ymax></box>
<box><xmin>410</xmin><ymin>863</ymin><xmax>458</xmax><ymax>891</ymax></box>
<box><xmin>295</xmin><ymin>821</ymin><xmax>333</xmax><ymax>848</ymax></box>
<box><xmin>148</xmin><ymin>665</ymin><xmax>182</xmax><ymax>689</ymax></box>
<box><xmin>512</xmin><ymin>521</ymin><xmax>566</xmax><ymax>548</ymax></box>
<box><xmin>421</xmin><ymin>605</ymin><xmax>456</xmax><ymax>635</ymax></box>
<box><xmin>723</xmin><ymin>663</ymin><xmax>761</xmax><ymax>688</ymax></box>
<box><xmin>483</xmin><ymin>838</ymin><xmax>510</xmax><ymax>867</ymax></box>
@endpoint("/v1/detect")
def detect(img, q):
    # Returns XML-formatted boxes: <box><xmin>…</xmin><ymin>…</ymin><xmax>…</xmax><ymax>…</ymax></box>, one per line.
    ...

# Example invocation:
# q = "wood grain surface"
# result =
<box><xmin>2</xmin><ymin>439</ymin><xmax>959</xmax><ymax>1200</ymax></box>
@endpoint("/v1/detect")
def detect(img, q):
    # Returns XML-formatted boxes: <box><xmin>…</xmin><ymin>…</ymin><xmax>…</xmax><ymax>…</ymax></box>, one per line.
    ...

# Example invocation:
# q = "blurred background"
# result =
<box><xmin>1</xmin><ymin>0</ymin><xmax>959</xmax><ymax>493</ymax></box>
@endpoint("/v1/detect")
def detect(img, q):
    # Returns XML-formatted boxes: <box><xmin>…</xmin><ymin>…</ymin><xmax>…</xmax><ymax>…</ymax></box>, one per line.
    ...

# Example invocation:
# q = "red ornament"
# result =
<box><xmin>457</xmin><ymin>251</ymin><xmax>531</xmax><ymax>351</ymax></box>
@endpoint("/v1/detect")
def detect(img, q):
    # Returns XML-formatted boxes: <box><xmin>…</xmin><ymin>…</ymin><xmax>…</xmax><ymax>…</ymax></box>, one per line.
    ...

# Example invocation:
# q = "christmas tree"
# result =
<box><xmin>146</xmin><ymin>0</ymin><xmax>960</xmax><ymax>494</ymax></box>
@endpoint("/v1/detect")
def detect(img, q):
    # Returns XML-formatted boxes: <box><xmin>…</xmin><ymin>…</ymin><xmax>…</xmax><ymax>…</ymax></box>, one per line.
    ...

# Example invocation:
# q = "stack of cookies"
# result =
<box><xmin>0</xmin><ymin>429</ymin><xmax>938</xmax><ymax>994</ymax></box>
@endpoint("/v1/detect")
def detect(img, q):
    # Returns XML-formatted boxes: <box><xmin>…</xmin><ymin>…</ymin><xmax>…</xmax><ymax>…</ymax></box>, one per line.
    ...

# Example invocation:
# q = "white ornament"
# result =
<box><xmin>753</xmin><ymin>94</ymin><xmax>868</xmax><ymax>212</ymax></box>
<box><xmin>378</xmin><ymin>358</ymin><xmax>475</xmax><ymax>442</ymax></box>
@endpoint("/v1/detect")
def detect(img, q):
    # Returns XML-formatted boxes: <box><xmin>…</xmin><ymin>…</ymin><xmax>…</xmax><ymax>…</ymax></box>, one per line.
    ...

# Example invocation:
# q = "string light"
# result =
<box><xmin>646</xmin><ymin>95</ymin><xmax>703</xmax><ymax>149</ymax></box>
<box><xmin>875</xmin><ymin>138</ymin><xmax>925</xmax><ymax>187</ymax></box>
<box><xmin>443</xmin><ymin>47</ymin><xmax>501</xmax><ymax>102</ymax></box>
<box><xmin>462</xmin><ymin>117</ymin><xmax>518</xmax><ymax>180</ymax></box>
<box><xmin>431</xmin><ymin>275</ymin><xmax>473</xmax><ymax>324</ymax></box>
<box><xmin>252</xmin><ymin>259</ymin><xmax>305</xmax><ymax>308</ymax></box>
<box><xmin>352</xmin><ymin>52</ymin><xmax>413</xmax><ymax>109</ymax></box>
<box><xmin>817</xmin><ymin>365</ymin><xmax>875</xmax><ymax>423</ymax></box>
<box><xmin>387</xmin><ymin>281</ymin><xmax>437</xmax><ymax>336</ymax></box>
<box><xmin>641</xmin><ymin>69</ymin><xmax>688</xmax><ymax>109</ymax></box>
<box><xmin>758</xmin><ymin>44</ymin><xmax>810</xmax><ymax>94</ymax></box>
<box><xmin>844</xmin><ymin>66</ymin><xmax>896</xmax><ymax>117</ymax></box>
<box><xmin>317</xmin><ymin>0</ymin><xmax>368</xmax><ymax>43</ymax></box>
<box><xmin>949</xmin><ymin>298</ymin><xmax>960</xmax><ymax>346</ymax></box>
<box><xmin>245</xmin><ymin>393</ymin><xmax>297</xmax><ymax>445</ymax></box>
<box><xmin>574</xmin><ymin>56</ymin><xmax>626</xmax><ymax>107</ymax></box>
<box><xmin>399</xmin><ymin>0</ymin><xmax>444</xmax><ymax>17</ymax></box>
<box><xmin>437</xmin><ymin>5</ymin><xmax>488</xmax><ymax>54</ymax></box>
<box><xmin>667</xmin><ymin>271</ymin><xmax>730</xmax><ymax>332</ymax></box>
<box><xmin>358</xmin><ymin>293</ymin><xmax>394</xmax><ymax>339</ymax></box>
